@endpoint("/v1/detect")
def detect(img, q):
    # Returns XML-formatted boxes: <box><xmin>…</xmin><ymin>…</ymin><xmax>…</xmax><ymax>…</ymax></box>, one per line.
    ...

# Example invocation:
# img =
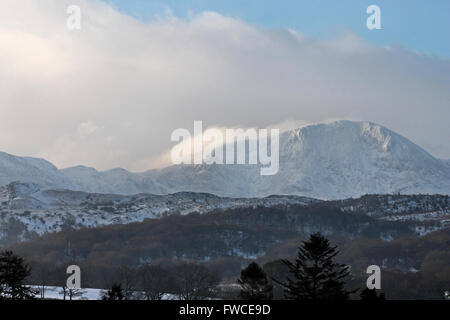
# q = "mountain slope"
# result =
<box><xmin>271</xmin><ymin>121</ymin><xmax>450</xmax><ymax>198</ymax></box>
<box><xmin>0</xmin><ymin>121</ymin><xmax>449</xmax><ymax>199</ymax></box>
<box><xmin>0</xmin><ymin>182</ymin><xmax>318</xmax><ymax>245</ymax></box>
<box><xmin>8</xmin><ymin>199</ymin><xmax>450</xmax><ymax>266</ymax></box>
<box><xmin>0</xmin><ymin>152</ymin><xmax>69</xmax><ymax>188</ymax></box>
<box><xmin>148</xmin><ymin>121</ymin><xmax>450</xmax><ymax>198</ymax></box>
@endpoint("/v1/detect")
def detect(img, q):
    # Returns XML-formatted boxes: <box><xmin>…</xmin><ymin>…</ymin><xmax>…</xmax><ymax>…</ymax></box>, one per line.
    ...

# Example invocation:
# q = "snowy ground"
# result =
<box><xmin>31</xmin><ymin>286</ymin><xmax>178</xmax><ymax>300</ymax></box>
<box><xmin>31</xmin><ymin>286</ymin><xmax>103</xmax><ymax>300</ymax></box>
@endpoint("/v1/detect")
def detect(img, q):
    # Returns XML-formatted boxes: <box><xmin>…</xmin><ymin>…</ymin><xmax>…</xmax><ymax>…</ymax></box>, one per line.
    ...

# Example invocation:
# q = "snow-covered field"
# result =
<box><xmin>32</xmin><ymin>286</ymin><xmax>103</xmax><ymax>300</ymax></box>
<box><xmin>30</xmin><ymin>286</ymin><xmax>178</xmax><ymax>300</ymax></box>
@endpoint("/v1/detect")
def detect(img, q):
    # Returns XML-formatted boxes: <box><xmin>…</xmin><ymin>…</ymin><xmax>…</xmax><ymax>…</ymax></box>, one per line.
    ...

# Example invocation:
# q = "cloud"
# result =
<box><xmin>77</xmin><ymin>120</ymin><xmax>100</xmax><ymax>137</ymax></box>
<box><xmin>0</xmin><ymin>0</ymin><xmax>449</xmax><ymax>171</ymax></box>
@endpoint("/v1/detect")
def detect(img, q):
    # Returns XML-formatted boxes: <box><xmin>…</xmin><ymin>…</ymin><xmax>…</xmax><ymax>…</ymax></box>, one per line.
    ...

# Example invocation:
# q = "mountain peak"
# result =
<box><xmin>0</xmin><ymin>120</ymin><xmax>449</xmax><ymax>199</ymax></box>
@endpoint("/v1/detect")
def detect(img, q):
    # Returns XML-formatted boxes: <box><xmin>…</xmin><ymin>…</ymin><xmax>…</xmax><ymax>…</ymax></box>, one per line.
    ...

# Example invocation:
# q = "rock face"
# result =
<box><xmin>1</xmin><ymin>120</ymin><xmax>450</xmax><ymax>199</ymax></box>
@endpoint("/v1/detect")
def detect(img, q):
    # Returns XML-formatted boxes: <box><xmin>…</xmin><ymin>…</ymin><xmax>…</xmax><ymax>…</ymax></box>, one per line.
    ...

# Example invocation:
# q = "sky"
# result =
<box><xmin>103</xmin><ymin>0</ymin><xmax>450</xmax><ymax>58</ymax></box>
<box><xmin>0</xmin><ymin>0</ymin><xmax>449</xmax><ymax>171</ymax></box>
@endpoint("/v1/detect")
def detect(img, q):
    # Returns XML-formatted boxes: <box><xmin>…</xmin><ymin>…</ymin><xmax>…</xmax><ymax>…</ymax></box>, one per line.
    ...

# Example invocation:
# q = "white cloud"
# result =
<box><xmin>77</xmin><ymin>120</ymin><xmax>100</xmax><ymax>137</ymax></box>
<box><xmin>0</xmin><ymin>0</ymin><xmax>449</xmax><ymax>172</ymax></box>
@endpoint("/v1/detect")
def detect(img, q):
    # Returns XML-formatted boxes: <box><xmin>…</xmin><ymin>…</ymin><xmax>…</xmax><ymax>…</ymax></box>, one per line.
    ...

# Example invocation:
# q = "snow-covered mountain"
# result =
<box><xmin>0</xmin><ymin>181</ymin><xmax>318</xmax><ymax>245</ymax></box>
<box><xmin>4</xmin><ymin>182</ymin><xmax>448</xmax><ymax>259</ymax></box>
<box><xmin>1</xmin><ymin>120</ymin><xmax>450</xmax><ymax>199</ymax></box>
<box><xmin>0</xmin><ymin>152</ymin><xmax>70</xmax><ymax>188</ymax></box>
<box><xmin>1</xmin><ymin>181</ymin><xmax>448</xmax><ymax>246</ymax></box>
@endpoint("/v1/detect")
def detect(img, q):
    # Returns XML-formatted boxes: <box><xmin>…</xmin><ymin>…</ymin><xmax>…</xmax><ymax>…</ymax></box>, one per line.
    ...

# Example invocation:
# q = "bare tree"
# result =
<box><xmin>138</xmin><ymin>265</ymin><xmax>174</xmax><ymax>300</ymax></box>
<box><xmin>115</xmin><ymin>266</ymin><xmax>136</xmax><ymax>300</ymax></box>
<box><xmin>33</xmin><ymin>264</ymin><xmax>51</xmax><ymax>299</ymax></box>
<box><xmin>174</xmin><ymin>263</ymin><xmax>219</xmax><ymax>300</ymax></box>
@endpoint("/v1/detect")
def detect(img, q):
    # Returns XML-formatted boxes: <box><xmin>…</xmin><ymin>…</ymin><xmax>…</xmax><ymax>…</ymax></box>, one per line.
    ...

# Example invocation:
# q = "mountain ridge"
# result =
<box><xmin>1</xmin><ymin>120</ymin><xmax>449</xmax><ymax>199</ymax></box>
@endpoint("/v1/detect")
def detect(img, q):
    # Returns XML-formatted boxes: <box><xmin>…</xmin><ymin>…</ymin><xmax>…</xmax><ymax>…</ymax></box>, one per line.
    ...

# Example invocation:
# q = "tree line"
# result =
<box><xmin>1</xmin><ymin>233</ymin><xmax>388</xmax><ymax>300</ymax></box>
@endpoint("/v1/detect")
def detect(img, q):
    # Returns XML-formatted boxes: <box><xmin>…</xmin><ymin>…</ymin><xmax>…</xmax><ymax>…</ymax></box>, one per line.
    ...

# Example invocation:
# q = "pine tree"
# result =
<box><xmin>0</xmin><ymin>250</ymin><xmax>36</xmax><ymax>300</ymax></box>
<box><xmin>277</xmin><ymin>233</ymin><xmax>353</xmax><ymax>300</ymax></box>
<box><xmin>238</xmin><ymin>262</ymin><xmax>273</xmax><ymax>300</ymax></box>
<box><xmin>102</xmin><ymin>283</ymin><xmax>124</xmax><ymax>301</ymax></box>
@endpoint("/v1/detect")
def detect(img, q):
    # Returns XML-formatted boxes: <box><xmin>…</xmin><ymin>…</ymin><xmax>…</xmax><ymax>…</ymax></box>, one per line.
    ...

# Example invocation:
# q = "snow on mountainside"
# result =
<box><xmin>0</xmin><ymin>121</ymin><xmax>449</xmax><ymax>199</ymax></box>
<box><xmin>147</xmin><ymin>121</ymin><xmax>450</xmax><ymax>199</ymax></box>
<box><xmin>0</xmin><ymin>152</ymin><xmax>69</xmax><ymax>188</ymax></box>
<box><xmin>3</xmin><ymin>182</ymin><xmax>448</xmax><ymax>255</ymax></box>
<box><xmin>61</xmin><ymin>166</ymin><xmax>166</xmax><ymax>195</ymax></box>
<box><xmin>0</xmin><ymin>181</ymin><xmax>318</xmax><ymax>245</ymax></box>
<box><xmin>269</xmin><ymin>121</ymin><xmax>450</xmax><ymax>199</ymax></box>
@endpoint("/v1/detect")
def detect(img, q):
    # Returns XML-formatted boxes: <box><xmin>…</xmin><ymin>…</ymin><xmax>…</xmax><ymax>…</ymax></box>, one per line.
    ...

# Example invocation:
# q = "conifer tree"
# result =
<box><xmin>102</xmin><ymin>283</ymin><xmax>124</xmax><ymax>301</ymax></box>
<box><xmin>278</xmin><ymin>233</ymin><xmax>353</xmax><ymax>300</ymax></box>
<box><xmin>238</xmin><ymin>262</ymin><xmax>273</xmax><ymax>300</ymax></box>
<box><xmin>0</xmin><ymin>250</ymin><xmax>35</xmax><ymax>300</ymax></box>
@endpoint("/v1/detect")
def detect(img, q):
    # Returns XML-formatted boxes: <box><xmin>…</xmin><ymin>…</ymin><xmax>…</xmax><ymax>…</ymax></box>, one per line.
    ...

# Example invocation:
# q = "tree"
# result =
<box><xmin>0</xmin><ymin>250</ymin><xmax>36</xmax><ymax>300</ymax></box>
<box><xmin>102</xmin><ymin>283</ymin><xmax>124</xmax><ymax>300</ymax></box>
<box><xmin>58</xmin><ymin>285</ymin><xmax>84</xmax><ymax>300</ymax></box>
<box><xmin>360</xmin><ymin>288</ymin><xmax>385</xmax><ymax>300</ymax></box>
<box><xmin>276</xmin><ymin>233</ymin><xmax>353</xmax><ymax>300</ymax></box>
<box><xmin>29</xmin><ymin>262</ymin><xmax>52</xmax><ymax>299</ymax></box>
<box><xmin>174</xmin><ymin>263</ymin><xmax>219</xmax><ymax>300</ymax></box>
<box><xmin>238</xmin><ymin>262</ymin><xmax>273</xmax><ymax>300</ymax></box>
<box><xmin>138</xmin><ymin>265</ymin><xmax>175</xmax><ymax>300</ymax></box>
<box><xmin>113</xmin><ymin>266</ymin><xmax>137</xmax><ymax>300</ymax></box>
<box><xmin>263</xmin><ymin>260</ymin><xmax>290</xmax><ymax>299</ymax></box>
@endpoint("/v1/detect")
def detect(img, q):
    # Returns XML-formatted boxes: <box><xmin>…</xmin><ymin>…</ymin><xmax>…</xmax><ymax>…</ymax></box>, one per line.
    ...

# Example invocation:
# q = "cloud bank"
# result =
<box><xmin>1</xmin><ymin>0</ymin><xmax>449</xmax><ymax>171</ymax></box>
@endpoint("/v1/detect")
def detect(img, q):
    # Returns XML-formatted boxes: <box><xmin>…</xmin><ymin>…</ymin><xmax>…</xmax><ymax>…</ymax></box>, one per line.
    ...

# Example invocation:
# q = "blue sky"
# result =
<box><xmin>102</xmin><ymin>0</ymin><xmax>450</xmax><ymax>58</ymax></box>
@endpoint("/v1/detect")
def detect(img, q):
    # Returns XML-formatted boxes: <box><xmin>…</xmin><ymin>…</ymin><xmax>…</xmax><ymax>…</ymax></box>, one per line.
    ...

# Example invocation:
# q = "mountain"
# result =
<box><xmin>0</xmin><ymin>181</ymin><xmax>318</xmax><ymax>245</ymax></box>
<box><xmin>8</xmin><ymin>191</ymin><xmax>449</xmax><ymax>266</ymax></box>
<box><xmin>1</xmin><ymin>181</ymin><xmax>448</xmax><ymax>247</ymax></box>
<box><xmin>0</xmin><ymin>152</ymin><xmax>69</xmax><ymax>188</ymax></box>
<box><xmin>150</xmin><ymin>121</ymin><xmax>450</xmax><ymax>199</ymax></box>
<box><xmin>0</xmin><ymin>120</ymin><xmax>449</xmax><ymax>199</ymax></box>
